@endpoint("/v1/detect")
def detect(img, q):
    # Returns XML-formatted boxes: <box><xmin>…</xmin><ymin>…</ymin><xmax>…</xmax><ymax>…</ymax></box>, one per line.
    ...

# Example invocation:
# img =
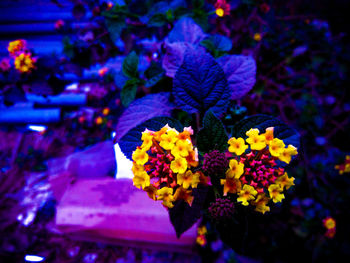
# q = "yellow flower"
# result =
<box><xmin>237</xmin><ymin>184</ymin><xmax>257</xmax><ymax>206</ymax></box>
<box><xmin>174</xmin><ymin>186</ymin><xmax>194</xmax><ymax>206</ymax></box>
<box><xmin>132</xmin><ymin>162</ymin><xmax>145</xmax><ymax>175</ymax></box>
<box><xmin>269</xmin><ymin>138</ymin><xmax>286</xmax><ymax>157</ymax></box>
<box><xmin>132</xmin><ymin>171</ymin><xmax>150</xmax><ymax>189</ymax></box>
<box><xmin>157</xmin><ymin>187</ymin><xmax>174</xmax><ymax>208</ymax></box>
<box><xmin>262</xmin><ymin>127</ymin><xmax>274</xmax><ymax>145</ymax></box>
<box><xmin>14</xmin><ymin>53</ymin><xmax>36</xmax><ymax>73</ymax></box>
<box><xmin>253</xmin><ymin>193</ymin><xmax>270</xmax><ymax>214</ymax></box>
<box><xmin>278</xmin><ymin>144</ymin><xmax>298</xmax><ymax>164</ymax></box>
<box><xmin>102</xmin><ymin>107</ymin><xmax>110</xmax><ymax>115</ymax></box>
<box><xmin>153</xmin><ymin>125</ymin><xmax>169</xmax><ymax>141</ymax></box>
<box><xmin>196</xmin><ymin>235</ymin><xmax>206</xmax><ymax>246</ymax></box>
<box><xmin>225</xmin><ymin>159</ymin><xmax>244</xmax><ymax>179</ymax></box>
<box><xmin>141</xmin><ymin>130</ymin><xmax>153</xmax><ymax>151</ymax></box>
<box><xmin>159</xmin><ymin>130</ymin><xmax>178</xmax><ymax>150</ymax></box>
<box><xmin>8</xmin><ymin>39</ymin><xmax>26</xmax><ymax>56</ymax></box>
<box><xmin>132</xmin><ymin>148</ymin><xmax>149</xmax><ymax>165</ymax></box>
<box><xmin>254</xmin><ymin>33</ymin><xmax>262</xmax><ymax>42</ymax></box>
<box><xmin>246</xmin><ymin>128</ymin><xmax>266</xmax><ymax>150</ymax></box>
<box><xmin>186</xmin><ymin>148</ymin><xmax>199</xmax><ymax>168</ymax></box>
<box><xmin>171</xmin><ymin>139</ymin><xmax>191</xmax><ymax>158</ymax></box>
<box><xmin>98</xmin><ymin>67</ymin><xmax>109</xmax><ymax>77</ymax></box>
<box><xmin>221</xmin><ymin>178</ymin><xmax>242</xmax><ymax>196</ymax></box>
<box><xmin>178</xmin><ymin>128</ymin><xmax>192</xmax><ymax>141</ymax></box>
<box><xmin>268</xmin><ymin>184</ymin><xmax>285</xmax><ymax>203</ymax></box>
<box><xmin>216</xmin><ymin>8</ymin><xmax>224</xmax><ymax>17</ymax></box>
<box><xmin>197</xmin><ymin>225</ymin><xmax>207</xmax><ymax>235</ymax></box>
<box><xmin>275</xmin><ymin>172</ymin><xmax>295</xmax><ymax>190</ymax></box>
<box><xmin>170</xmin><ymin>157</ymin><xmax>188</xmax><ymax>174</ymax></box>
<box><xmin>144</xmin><ymin>185</ymin><xmax>158</xmax><ymax>200</ymax></box>
<box><xmin>228</xmin><ymin>137</ymin><xmax>248</xmax><ymax>155</ymax></box>
<box><xmin>95</xmin><ymin>116</ymin><xmax>103</xmax><ymax>125</ymax></box>
<box><xmin>177</xmin><ymin>170</ymin><xmax>200</xmax><ymax>189</ymax></box>
<box><xmin>323</xmin><ymin>217</ymin><xmax>336</xmax><ymax>230</ymax></box>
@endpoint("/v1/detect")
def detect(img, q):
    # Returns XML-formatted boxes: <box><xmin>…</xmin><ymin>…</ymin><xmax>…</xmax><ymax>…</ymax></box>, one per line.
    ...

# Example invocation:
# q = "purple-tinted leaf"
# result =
<box><xmin>116</xmin><ymin>92</ymin><xmax>173</xmax><ymax>141</ymax></box>
<box><xmin>169</xmin><ymin>185</ymin><xmax>208</xmax><ymax>238</ymax></box>
<box><xmin>217</xmin><ymin>55</ymin><xmax>256</xmax><ymax>100</ymax></box>
<box><xmin>162</xmin><ymin>41</ymin><xmax>197</xmax><ymax>78</ymax></box>
<box><xmin>173</xmin><ymin>49</ymin><xmax>230</xmax><ymax>116</ymax></box>
<box><xmin>167</xmin><ymin>17</ymin><xmax>206</xmax><ymax>45</ymax></box>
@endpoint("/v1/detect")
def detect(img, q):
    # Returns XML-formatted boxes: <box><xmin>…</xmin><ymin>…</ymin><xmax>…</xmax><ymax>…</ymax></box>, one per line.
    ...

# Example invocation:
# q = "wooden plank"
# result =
<box><xmin>55</xmin><ymin>178</ymin><xmax>198</xmax><ymax>253</ymax></box>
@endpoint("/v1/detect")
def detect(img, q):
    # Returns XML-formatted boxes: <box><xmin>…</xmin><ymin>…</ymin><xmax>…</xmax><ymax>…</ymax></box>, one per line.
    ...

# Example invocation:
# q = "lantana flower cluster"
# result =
<box><xmin>323</xmin><ymin>216</ymin><xmax>336</xmax><ymax>238</ymax></box>
<box><xmin>3</xmin><ymin>39</ymin><xmax>37</xmax><ymax>73</ymax></box>
<box><xmin>221</xmin><ymin>127</ymin><xmax>298</xmax><ymax>214</ymax></box>
<box><xmin>215</xmin><ymin>0</ymin><xmax>230</xmax><ymax>17</ymax></box>
<box><xmin>131</xmin><ymin>124</ymin><xmax>203</xmax><ymax>208</ymax></box>
<box><xmin>335</xmin><ymin>155</ymin><xmax>350</xmax><ymax>174</ymax></box>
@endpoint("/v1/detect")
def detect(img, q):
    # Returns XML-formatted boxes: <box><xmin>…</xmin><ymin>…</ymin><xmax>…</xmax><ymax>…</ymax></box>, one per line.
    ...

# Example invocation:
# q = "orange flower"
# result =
<box><xmin>14</xmin><ymin>53</ymin><xmax>36</xmax><ymax>73</ymax></box>
<box><xmin>8</xmin><ymin>39</ymin><xmax>27</xmax><ymax>56</ymax></box>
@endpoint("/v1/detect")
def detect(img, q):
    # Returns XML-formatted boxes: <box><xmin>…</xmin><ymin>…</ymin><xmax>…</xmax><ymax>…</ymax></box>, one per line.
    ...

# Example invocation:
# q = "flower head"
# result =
<box><xmin>196</xmin><ymin>234</ymin><xmax>207</xmax><ymax>246</ymax></box>
<box><xmin>0</xmin><ymin>58</ymin><xmax>11</xmax><ymax>72</ymax></box>
<box><xmin>98</xmin><ymin>67</ymin><xmax>109</xmax><ymax>77</ymax></box>
<box><xmin>269</xmin><ymin>138</ymin><xmax>285</xmax><ymax>157</ymax></box>
<box><xmin>323</xmin><ymin>217</ymin><xmax>336</xmax><ymax>238</ymax></box>
<box><xmin>159</xmin><ymin>130</ymin><xmax>178</xmax><ymax>150</ymax></box>
<box><xmin>323</xmin><ymin>217</ymin><xmax>336</xmax><ymax>230</ymax></box>
<box><xmin>253</xmin><ymin>33</ymin><xmax>262</xmax><ymax>42</ymax></box>
<box><xmin>252</xmin><ymin>193</ymin><xmax>270</xmax><ymax>214</ymax></box>
<box><xmin>208</xmin><ymin>198</ymin><xmax>235</xmax><ymax>222</ymax></box>
<box><xmin>177</xmin><ymin>170</ymin><xmax>200</xmax><ymax>189</ymax></box>
<box><xmin>228</xmin><ymin>137</ymin><xmax>248</xmax><ymax>155</ymax></box>
<box><xmin>226</xmin><ymin>159</ymin><xmax>244</xmax><ymax>179</ymax></box>
<box><xmin>170</xmin><ymin>157</ymin><xmax>188</xmax><ymax>174</ymax></box>
<box><xmin>8</xmin><ymin>39</ymin><xmax>27</xmax><ymax>56</ymax></box>
<box><xmin>268</xmin><ymin>184</ymin><xmax>285</xmax><ymax>203</ymax></box>
<box><xmin>131</xmin><ymin>125</ymin><xmax>200</xmax><ymax>209</ymax></box>
<box><xmin>237</xmin><ymin>184</ymin><xmax>257</xmax><ymax>206</ymax></box>
<box><xmin>171</xmin><ymin>139</ymin><xmax>191</xmax><ymax>158</ymax></box>
<box><xmin>157</xmin><ymin>187</ymin><xmax>174</xmax><ymax>208</ymax></box>
<box><xmin>174</xmin><ymin>186</ymin><xmax>194</xmax><ymax>206</ymax></box>
<box><xmin>275</xmin><ymin>172</ymin><xmax>295</xmax><ymax>190</ymax></box>
<box><xmin>215</xmin><ymin>0</ymin><xmax>230</xmax><ymax>17</ymax></box>
<box><xmin>14</xmin><ymin>53</ymin><xmax>36</xmax><ymax>73</ymax></box>
<box><xmin>335</xmin><ymin>155</ymin><xmax>350</xmax><ymax>174</ymax></box>
<box><xmin>246</xmin><ymin>128</ymin><xmax>266</xmax><ymax>150</ymax></box>
<box><xmin>221</xmin><ymin>177</ymin><xmax>242</xmax><ymax>196</ymax></box>
<box><xmin>278</xmin><ymin>144</ymin><xmax>298</xmax><ymax>164</ymax></box>
<box><xmin>262</xmin><ymin>127</ymin><xmax>274</xmax><ymax>144</ymax></box>
<box><xmin>132</xmin><ymin>171</ymin><xmax>150</xmax><ymax>189</ymax></box>
<box><xmin>54</xmin><ymin>19</ymin><xmax>65</xmax><ymax>30</ymax></box>
<box><xmin>132</xmin><ymin>148</ymin><xmax>149</xmax><ymax>165</ymax></box>
<box><xmin>141</xmin><ymin>130</ymin><xmax>154</xmax><ymax>151</ymax></box>
<box><xmin>202</xmin><ymin>150</ymin><xmax>229</xmax><ymax>176</ymax></box>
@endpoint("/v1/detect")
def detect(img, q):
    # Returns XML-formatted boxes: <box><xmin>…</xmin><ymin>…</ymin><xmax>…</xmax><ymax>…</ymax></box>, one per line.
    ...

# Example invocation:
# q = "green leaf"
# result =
<box><xmin>148</xmin><ymin>13</ymin><xmax>167</xmax><ymax>27</ymax></box>
<box><xmin>200</xmin><ymin>35</ymin><xmax>232</xmax><ymax>56</ymax></box>
<box><xmin>231</xmin><ymin>114</ymin><xmax>300</xmax><ymax>148</ymax></box>
<box><xmin>144</xmin><ymin>72</ymin><xmax>164</xmax><ymax>88</ymax></box>
<box><xmin>121</xmin><ymin>78</ymin><xmax>139</xmax><ymax>107</ymax></box>
<box><xmin>197</xmin><ymin>110</ymin><xmax>229</xmax><ymax>153</ymax></box>
<box><xmin>144</xmin><ymin>62</ymin><xmax>165</xmax><ymax>88</ymax></box>
<box><xmin>122</xmin><ymin>51</ymin><xmax>139</xmax><ymax>78</ymax></box>
<box><xmin>192</xmin><ymin>0</ymin><xmax>204</xmax><ymax>9</ymax></box>
<box><xmin>105</xmin><ymin>18</ymin><xmax>125</xmax><ymax>43</ymax></box>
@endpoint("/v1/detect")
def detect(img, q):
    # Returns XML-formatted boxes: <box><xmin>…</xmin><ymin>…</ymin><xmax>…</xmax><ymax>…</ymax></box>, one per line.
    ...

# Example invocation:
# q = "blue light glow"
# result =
<box><xmin>27</xmin><ymin>125</ymin><xmax>47</xmax><ymax>132</ymax></box>
<box><xmin>24</xmin><ymin>255</ymin><xmax>45</xmax><ymax>262</ymax></box>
